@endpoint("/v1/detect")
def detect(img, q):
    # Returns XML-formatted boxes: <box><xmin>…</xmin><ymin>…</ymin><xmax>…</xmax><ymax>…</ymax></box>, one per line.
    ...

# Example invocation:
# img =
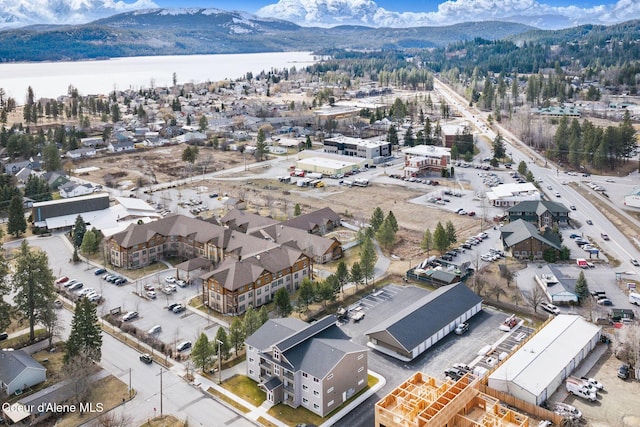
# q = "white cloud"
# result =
<box><xmin>256</xmin><ymin>0</ymin><xmax>640</xmax><ymax>29</ymax></box>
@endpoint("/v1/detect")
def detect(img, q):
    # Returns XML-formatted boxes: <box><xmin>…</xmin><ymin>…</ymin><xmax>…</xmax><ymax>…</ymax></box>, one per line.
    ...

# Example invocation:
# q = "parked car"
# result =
<box><xmin>172</xmin><ymin>304</ymin><xmax>186</xmax><ymax>314</ymax></box>
<box><xmin>64</xmin><ymin>279</ymin><xmax>79</xmax><ymax>288</ymax></box>
<box><xmin>580</xmin><ymin>377</ymin><xmax>604</xmax><ymax>391</ymax></box>
<box><xmin>176</xmin><ymin>279</ymin><xmax>187</xmax><ymax>288</ymax></box>
<box><xmin>139</xmin><ymin>354</ymin><xmax>153</xmax><ymax>364</ymax></box>
<box><xmin>122</xmin><ymin>311</ymin><xmax>139</xmax><ymax>321</ymax></box>
<box><xmin>148</xmin><ymin>325</ymin><xmax>161</xmax><ymax>335</ymax></box>
<box><xmin>94</xmin><ymin>268</ymin><xmax>106</xmax><ymax>275</ymax></box>
<box><xmin>597</xmin><ymin>298</ymin><xmax>613</xmax><ymax>306</ymax></box>
<box><xmin>114</xmin><ymin>277</ymin><xmax>128</xmax><ymax>286</ymax></box>
<box><xmin>569</xmin><ymin>233</ymin><xmax>580</xmax><ymax>239</ymax></box>
<box><xmin>540</xmin><ymin>302</ymin><xmax>560</xmax><ymax>315</ymax></box>
<box><xmin>631</xmin><ymin>259</ymin><xmax>640</xmax><ymax>267</ymax></box>
<box><xmin>586</xmin><ymin>219</ymin><xmax>593</xmax><ymax>225</ymax></box>
<box><xmin>167</xmin><ymin>303</ymin><xmax>180</xmax><ymax>311</ymax></box>
<box><xmin>454</xmin><ymin>322</ymin><xmax>469</xmax><ymax>335</ymax></box>
<box><xmin>570</xmin><ymin>205</ymin><xmax>576</xmax><ymax>210</ymax></box>
<box><xmin>146</xmin><ymin>290</ymin><xmax>157</xmax><ymax>299</ymax></box>
<box><xmin>87</xmin><ymin>293</ymin><xmax>102</xmax><ymax>303</ymax></box>
<box><xmin>55</xmin><ymin>276</ymin><xmax>69</xmax><ymax>285</ymax></box>
<box><xmin>177</xmin><ymin>341</ymin><xmax>192</xmax><ymax>352</ymax></box>
<box><xmin>0</xmin><ymin>332</ymin><xmax>8</xmax><ymax>341</ymax></box>
<box><xmin>618</xmin><ymin>363</ymin><xmax>630</xmax><ymax>379</ymax></box>
<box><xmin>68</xmin><ymin>282</ymin><xmax>83</xmax><ymax>291</ymax></box>
<box><xmin>165</xmin><ymin>276</ymin><xmax>177</xmax><ymax>284</ymax></box>
<box><xmin>143</xmin><ymin>284</ymin><xmax>155</xmax><ymax>291</ymax></box>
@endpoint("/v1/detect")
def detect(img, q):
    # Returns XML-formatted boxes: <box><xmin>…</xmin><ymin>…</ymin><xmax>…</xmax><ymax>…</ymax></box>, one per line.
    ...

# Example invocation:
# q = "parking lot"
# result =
<box><xmin>11</xmin><ymin>234</ymin><xmax>222</xmax><ymax>353</ymax></box>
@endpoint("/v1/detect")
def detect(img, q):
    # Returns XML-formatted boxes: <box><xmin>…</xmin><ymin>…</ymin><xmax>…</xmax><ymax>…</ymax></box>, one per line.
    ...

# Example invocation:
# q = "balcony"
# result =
<box><xmin>283</xmin><ymin>370</ymin><xmax>294</xmax><ymax>381</ymax></box>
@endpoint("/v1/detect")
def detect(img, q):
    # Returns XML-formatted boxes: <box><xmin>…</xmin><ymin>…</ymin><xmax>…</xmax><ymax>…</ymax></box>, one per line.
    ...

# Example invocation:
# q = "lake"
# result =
<box><xmin>0</xmin><ymin>51</ymin><xmax>316</xmax><ymax>101</ymax></box>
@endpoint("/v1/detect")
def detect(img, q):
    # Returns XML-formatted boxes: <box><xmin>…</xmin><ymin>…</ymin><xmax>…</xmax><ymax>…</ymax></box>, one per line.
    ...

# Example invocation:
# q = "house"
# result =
<box><xmin>66</xmin><ymin>147</ymin><xmax>97</xmax><ymax>159</ymax></box>
<box><xmin>14</xmin><ymin>167</ymin><xmax>36</xmax><ymax>185</ymax></box>
<box><xmin>366</xmin><ymin>283</ymin><xmax>483</xmax><ymax>361</ymax></box>
<box><xmin>507</xmin><ymin>200</ymin><xmax>570</xmax><ymax>228</ymax></box>
<box><xmin>80</xmin><ymin>137</ymin><xmax>104</xmax><ymax>148</ymax></box>
<box><xmin>58</xmin><ymin>182</ymin><xmax>94</xmax><ymax>198</ymax></box>
<box><xmin>534</xmin><ymin>266</ymin><xmax>579</xmax><ymax>303</ymax></box>
<box><xmin>253</xmin><ymin>224</ymin><xmax>343</xmax><ymax>264</ymax></box>
<box><xmin>41</xmin><ymin>171</ymin><xmax>69</xmax><ymax>190</ymax></box>
<box><xmin>245</xmin><ymin>315</ymin><xmax>368</xmax><ymax>417</ymax></box>
<box><xmin>108</xmin><ymin>140</ymin><xmax>135</xmax><ymax>153</ymax></box>
<box><xmin>281</xmin><ymin>207</ymin><xmax>341</xmax><ymax>235</ymax></box>
<box><xmin>488</xmin><ymin>315</ymin><xmax>601</xmax><ymax>405</ymax></box>
<box><xmin>0</xmin><ymin>349</ymin><xmax>47</xmax><ymax>396</ymax></box>
<box><xmin>201</xmin><ymin>245</ymin><xmax>310</xmax><ymax>314</ymax></box>
<box><xmin>5</xmin><ymin>159</ymin><xmax>40</xmax><ymax>175</ymax></box>
<box><xmin>500</xmin><ymin>219</ymin><xmax>562</xmax><ymax>260</ymax></box>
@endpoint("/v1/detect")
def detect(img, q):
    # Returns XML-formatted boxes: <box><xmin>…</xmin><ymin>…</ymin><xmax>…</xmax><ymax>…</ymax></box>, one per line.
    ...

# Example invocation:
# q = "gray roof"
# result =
<box><xmin>507</xmin><ymin>200</ymin><xmax>570</xmax><ymax>215</ymax></box>
<box><xmin>220</xmin><ymin>209</ymin><xmax>278</xmax><ymax>233</ymax></box>
<box><xmin>501</xmin><ymin>219</ymin><xmax>562</xmax><ymax>250</ymax></box>
<box><xmin>366</xmin><ymin>283</ymin><xmax>483</xmax><ymax>352</ymax></box>
<box><xmin>281</xmin><ymin>207</ymin><xmax>341</xmax><ymax>233</ymax></box>
<box><xmin>262</xmin><ymin>376</ymin><xmax>282</xmax><ymax>391</ymax></box>
<box><xmin>276</xmin><ymin>315</ymin><xmax>336</xmax><ymax>354</ymax></box>
<box><xmin>245</xmin><ymin>318</ymin><xmax>307</xmax><ymax>351</ymax></box>
<box><xmin>0</xmin><ymin>349</ymin><xmax>46</xmax><ymax>384</ymax></box>
<box><xmin>254</xmin><ymin>224</ymin><xmax>339</xmax><ymax>258</ymax></box>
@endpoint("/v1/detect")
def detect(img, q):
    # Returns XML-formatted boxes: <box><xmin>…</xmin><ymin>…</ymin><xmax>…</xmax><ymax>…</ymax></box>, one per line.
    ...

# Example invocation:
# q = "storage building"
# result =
<box><xmin>488</xmin><ymin>314</ymin><xmax>601</xmax><ymax>405</ymax></box>
<box><xmin>365</xmin><ymin>282</ymin><xmax>482</xmax><ymax>361</ymax></box>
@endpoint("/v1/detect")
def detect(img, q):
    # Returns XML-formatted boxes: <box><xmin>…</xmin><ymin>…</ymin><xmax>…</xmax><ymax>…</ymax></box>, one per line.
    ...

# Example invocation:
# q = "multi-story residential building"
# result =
<box><xmin>201</xmin><ymin>245</ymin><xmax>311</xmax><ymax>314</ymax></box>
<box><xmin>245</xmin><ymin>316</ymin><xmax>368</xmax><ymax>417</ymax></box>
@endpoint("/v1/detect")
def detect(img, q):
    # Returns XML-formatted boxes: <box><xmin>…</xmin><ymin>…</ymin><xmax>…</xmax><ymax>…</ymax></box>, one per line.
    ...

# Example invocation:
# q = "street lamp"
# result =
<box><xmin>216</xmin><ymin>339</ymin><xmax>223</xmax><ymax>384</ymax></box>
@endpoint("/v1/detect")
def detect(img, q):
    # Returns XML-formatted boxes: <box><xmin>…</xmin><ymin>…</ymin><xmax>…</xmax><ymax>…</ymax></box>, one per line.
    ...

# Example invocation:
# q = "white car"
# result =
<box><xmin>87</xmin><ymin>293</ymin><xmax>102</xmax><ymax>303</ymax></box>
<box><xmin>148</xmin><ymin>325</ymin><xmax>162</xmax><ymax>335</ymax></box>
<box><xmin>581</xmin><ymin>377</ymin><xmax>604</xmax><ymax>390</ymax></box>
<box><xmin>146</xmin><ymin>290</ymin><xmax>157</xmax><ymax>299</ymax></box>
<box><xmin>176</xmin><ymin>280</ymin><xmax>187</xmax><ymax>288</ymax></box>
<box><xmin>77</xmin><ymin>288</ymin><xmax>95</xmax><ymax>296</ymax></box>
<box><xmin>540</xmin><ymin>302</ymin><xmax>560</xmax><ymax>315</ymax></box>
<box><xmin>165</xmin><ymin>276</ymin><xmax>176</xmax><ymax>284</ymax></box>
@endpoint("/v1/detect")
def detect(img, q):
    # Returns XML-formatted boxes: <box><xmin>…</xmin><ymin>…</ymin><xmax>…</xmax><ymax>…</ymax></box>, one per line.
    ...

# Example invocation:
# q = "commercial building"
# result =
<box><xmin>246</xmin><ymin>315</ymin><xmax>368</xmax><ymax>417</ymax></box>
<box><xmin>488</xmin><ymin>315</ymin><xmax>601</xmax><ymax>405</ymax></box>
<box><xmin>486</xmin><ymin>183</ymin><xmax>541</xmax><ymax>207</ymax></box>
<box><xmin>323</xmin><ymin>135</ymin><xmax>392</xmax><ymax>161</ymax></box>
<box><xmin>366</xmin><ymin>283</ymin><xmax>483</xmax><ymax>361</ymax></box>
<box><xmin>500</xmin><ymin>219</ymin><xmax>562</xmax><ymax>260</ymax></box>
<box><xmin>507</xmin><ymin>200</ymin><xmax>570</xmax><ymax>228</ymax></box>
<box><xmin>535</xmin><ymin>266</ymin><xmax>579</xmax><ymax>303</ymax></box>
<box><xmin>624</xmin><ymin>187</ymin><xmax>640</xmax><ymax>209</ymax></box>
<box><xmin>402</xmin><ymin>145</ymin><xmax>451</xmax><ymax>177</ymax></box>
<box><xmin>375</xmin><ymin>372</ymin><xmax>533</xmax><ymax>427</ymax></box>
<box><xmin>295</xmin><ymin>156</ymin><xmax>361</xmax><ymax>176</ymax></box>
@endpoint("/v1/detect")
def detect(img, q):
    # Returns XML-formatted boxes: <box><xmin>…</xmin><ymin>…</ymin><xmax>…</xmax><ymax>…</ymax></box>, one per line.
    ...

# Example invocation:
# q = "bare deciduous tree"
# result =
<box><xmin>525</xmin><ymin>286</ymin><xmax>545</xmax><ymax>313</ymax></box>
<box><xmin>66</xmin><ymin>353</ymin><xmax>95</xmax><ymax>404</ymax></box>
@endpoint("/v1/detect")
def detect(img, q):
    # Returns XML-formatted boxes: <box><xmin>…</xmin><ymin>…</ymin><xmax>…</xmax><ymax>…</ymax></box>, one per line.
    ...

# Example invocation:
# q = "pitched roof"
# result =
<box><xmin>220</xmin><ymin>209</ymin><xmax>278</xmax><ymax>233</ymax></box>
<box><xmin>366</xmin><ymin>283</ymin><xmax>483</xmax><ymax>352</ymax></box>
<box><xmin>201</xmin><ymin>245</ymin><xmax>305</xmax><ymax>291</ymax></box>
<box><xmin>500</xmin><ymin>219</ymin><xmax>562</xmax><ymax>250</ymax></box>
<box><xmin>0</xmin><ymin>349</ymin><xmax>46</xmax><ymax>384</ymax></box>
<box><xmin>281</xmin><ymin>207</ymin><xmax>341</xmax><ymax>232</ymax></box>
<box><xmin>507</xmin><ymin>200</ymin><xmax>570</xmax><ymax>215</ymax></box>
<box><xmin>245</xmin><ymin>318</ymin><xmax>307</xmax><ymax>351</ymax></box>
<box><xmin>254</xmin><ymin>224</ymin><xmax>339</xmax><ymax>258</ymax></box>
<box><xmin>111</xmin><ymin>215</ymin><xmax>226</xmax><ymax>248</ymax></box>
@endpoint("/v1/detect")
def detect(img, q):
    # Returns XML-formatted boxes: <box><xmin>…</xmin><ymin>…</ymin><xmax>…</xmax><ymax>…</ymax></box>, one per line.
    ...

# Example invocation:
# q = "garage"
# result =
<box><xmin>365</xmin><ymin>282</ymin><xmax>483</xmax><ymax>361</ymax></box>
<box><xmin>488</xmin><ymin>314</ymin><xmax>601</xmax><ymax>405</ymax></box>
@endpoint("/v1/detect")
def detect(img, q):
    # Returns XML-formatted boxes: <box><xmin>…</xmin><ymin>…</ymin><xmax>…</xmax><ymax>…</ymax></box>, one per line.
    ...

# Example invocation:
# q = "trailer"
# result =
<box><xmin>353</xmin><ymin>178</ymin><xmax>369</xmax><ymax>187</ymax></box>
<box><xmin>307</xmin><ymin>172</ymin><xmax>323</xmax><ymax>179</ymax></box>
<box><xmin>629</xmin><ymin>292</ymin><xmax>640</xmax><ymax>306</ymax></box>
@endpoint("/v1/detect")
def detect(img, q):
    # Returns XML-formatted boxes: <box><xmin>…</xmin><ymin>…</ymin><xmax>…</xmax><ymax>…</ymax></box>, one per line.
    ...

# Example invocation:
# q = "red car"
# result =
<box><xmin>468</xmin><ymin>211</ymin><xmax>476</xmax><ymax>217</ymax></box>
<box><xmin>55</xmin><ymin>276</ymin><xmax>69</xmax><ymax>285</ymax></box>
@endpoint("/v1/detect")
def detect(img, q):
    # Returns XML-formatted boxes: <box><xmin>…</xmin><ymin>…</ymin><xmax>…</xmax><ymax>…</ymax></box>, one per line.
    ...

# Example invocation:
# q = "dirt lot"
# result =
<box><xmin>566</xmin><ymin>350</ymin><xmax>640</xmax><ymax>427</ymax></box>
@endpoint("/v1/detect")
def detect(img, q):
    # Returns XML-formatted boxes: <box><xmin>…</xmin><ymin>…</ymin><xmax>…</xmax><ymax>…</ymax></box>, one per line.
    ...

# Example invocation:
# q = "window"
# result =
<box><xmin>302</xmin><ymin>372</ymin><xmax>308</xmax><ymax>378</ymax></box>
<box><xmin>358</xmin><ymin>366</ymin><xmax>364</xmax><ymax>373</ymax></box>
<box><xmin>326</xmin><ymin>374</ymin><xmax>333</xmax><ymax>380</ymax></box>
<box><xmin>357</xmin><ymin>354</ymin><xmax>364</xmax><ymax>360</ymax></box>
<box><xmin>302</xmin><ymin>398</ymin><xmax>308</xmax><ymax>404</ymax></box>
<box><xmin>327</xmin><ymin>387</ymin><xmax>334</xmax><ymax>393</ymax></box>
<box><xmin>274</xmin><ymin>366</ymin><xmax>280</xmax><ymax>375</ymax></box>
<box><xmin>249</xmin><ymin>369</ymin><xmax>254</xmax><ymax>375</ymax></box>
<box><xmin>313</xmin><ymin>390</ymin><xmax>319</xmax><ymax>396</ymax></box>
<box><xmin>358</xmin><ymin>379</ymin><xmax>364</xmax><ymax>385</ymax></box>
<box><xmin>274</xmin><ymin>350</ymin><xmax>280</xmax><ymax>360</ymax></box>
<box><xmin>302</xmin><ymin>385</ymin><xmax>308</xmax><ymax>390</ymax></box>
<box><xmin>328</xmin><ymin>400</ymin><xmax>334</xmax><ymax>407</ymax></box>
<box><xmin>313</xmin><ymin>404</ymin><xmax>319</xmax><ymax>409</ymax></box>
<box><xmin>314</xmin><ymin>377</ymin><xmax>319</xmax><ymax>383</ymax></box>
<box><xmin>249</xmin><ymin>357</ymin><xmax>254</xmax><ymax>363</ymax></box>
<box><xmin>257</xmin><ymin>289</ymin><xmax>261</xmax><ymax>295</ymax></box>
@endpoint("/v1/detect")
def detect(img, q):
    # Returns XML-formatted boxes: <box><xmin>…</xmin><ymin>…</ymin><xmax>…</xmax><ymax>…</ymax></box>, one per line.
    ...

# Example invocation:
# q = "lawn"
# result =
<box><xmin>57</xmin><ymin>375</ymin><xmax>130</xmax><ymax>427</ymax></box>
<box><xmin>220</xmin><ymin>374</ymin><xmax>266</xmax><ymax>407</ymax></box>
<box><xmin>207</xmin><ymin>387</ymin><xmax>251</xmax><ymax>413</ymax></box>
<box><xmin>139</xmin><ymin>415</ymin><xmax>186</xmax><ymax>427</ymax></box>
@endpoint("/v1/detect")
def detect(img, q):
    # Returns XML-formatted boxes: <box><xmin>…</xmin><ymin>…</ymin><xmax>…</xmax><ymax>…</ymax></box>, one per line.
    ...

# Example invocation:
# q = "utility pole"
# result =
<box><xmin>129</xmin><ymin>368</ymin><xmax>132</xmax><ymax>398</ymax></box>
<box><xmin>157</xmin><ymin>368</ymin><xmax>164</xmax><ymax>416</ymax></box>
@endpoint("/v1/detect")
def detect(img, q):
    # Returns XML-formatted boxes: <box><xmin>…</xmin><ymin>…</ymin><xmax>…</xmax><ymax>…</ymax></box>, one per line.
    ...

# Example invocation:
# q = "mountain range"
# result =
<box><xmin>0</xmin><ymin>8</ymin><xmax>536</xmax><ymax>62</ymax></box>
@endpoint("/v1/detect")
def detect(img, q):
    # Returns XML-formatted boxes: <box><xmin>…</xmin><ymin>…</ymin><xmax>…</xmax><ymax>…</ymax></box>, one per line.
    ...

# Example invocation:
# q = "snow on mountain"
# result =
<box><xmin>0</xmin><ymin>0</ymin><xmax>158</xmax><ymax>28</ymax></box>
<box><xmin>256</xmin><ymin>0</ymin><xmax>640</xmax><ymax>30</ymax></box>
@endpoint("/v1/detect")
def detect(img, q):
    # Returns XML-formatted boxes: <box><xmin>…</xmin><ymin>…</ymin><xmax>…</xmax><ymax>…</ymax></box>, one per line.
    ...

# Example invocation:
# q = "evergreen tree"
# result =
<box><xmin>243</xmin><ymin>306</ymin><xmax>260</xmax><ymax>337</ymax></box>
<box><xmin>110</xmin><ymin>103</ymin><xmax>121</xmax><ymax>122</ymax></box>
<box><xmin>386</xmin><ymin>211</ymin><xmax>398</xmax><ymax>233</ymax></box>
<box><xmin>335</xmin><ymin>261</ymin><xmax>349</xmax><ymax>293</ymax></box>
<box><xmin>376</xmin><ymin>218</ymin><xmax>396</xmax><ymax>250</ymax></box>
<box><xmin>387</xmin><ymin>125</ymin><xmax>399</xmax><ymax>147</ymax></box>
<box><xmin>255</xmin><ymin>128</ymin><xmax>267</xmax><ymax>162</ymax></box>
<box><xmin>369</xmin><ymin>207</ymin><xmax>384</xmax><ymax>232</ymax></box>
<box><xmin>7</xmin><ymin>194</ymin><xmax>26</xmax><ymax>237</ymax></box>
<box><xmin>297</xmin><ymin>278</ymin><xmax>315</xmax><ymax>311</ymax></box>
<box><xmin>24</xmin><ymin>175</ymin><xmax>51</xmax><ymax>202</ymax></box>
<box><xmin>182</xmin><ymin>145</ymin><xmax>199</xmax><ymax>165</ymax></box>
<box><xmin>64</xmin><ymin>297</ymin><xmax>102</xmax><ymax>363</ymax></box>
<box><xmin>350</xmin><ymin>262</ymin><xmax>363</xmax><ymax>289</ymax></box>
<box><xmin>0</xmin><ymin>249</ymin><xmax>10</xmax><ymax>333</ymax></box>
<box><xmin>42</xmin><ymin>143</ymin><xmax>61</xmax><ymax>172</ymax></box>
<box><xmin>80</xmin><ymin>230</ymin><xmax>99</xmax><ymax>255</ymax></box>
<box><xmin>445</xmin><ymin>220</ymin><xmax>457</xmax><ymax>246</ymax></box>
<box><xmin>198</xmin><ymin>115</ymin><xmax>208</xmax><ymax>132</ymax></box>
<box><xmin>575</xmin><ymin>271</ymin><xmax>590</xmax><ymax>302</ymax></box>
<box><xmin>492</xmin><ymin>132</ymin><xmax>506</xmax><ymax>159</ymax></box>
<box><xmin>294</xmin><ymin>203</ymin><xmax>301</xmax><ymax>216</ymax></box>
<box><xmin>191</xmin><ymin>333</ymin><xmax>215</xmax><ymax>371</ymax></box>
<box><xmin>433</xmin><ymin>222</ymin><xmax>449</xmax><ymax>253</ymax></box>
<box><xmin>12</xmin><ymin>241</ymin><xmax>56</xmax><ymax>342</ymax></box>
<box><xmin>421</xmin><ymin>229</ymin><xmax>433</xmax><ymax>254</ymax></box>
<box><xmin>215</xmin><ymin>327</ymin><xmax>230</xmax><ymax>361</ymax></box>
<box><xmin>228</xmin><ymin>317</ymin><xmax>245</xmax><ymax>356</ymax></box>
<box><xmin>359</xmin><ymin>236</ymin><xmax>377</xmax><ymax>285</ymax></box>
<box><xmin>73</xmin><ymin>215</ymin><xmax>87</xmax><ymax>248</ymax></box>
<box><xmin>258</xmin><ymin>305</ymin><xmax>269</xmax><ymax>325</ymax></box>
<box><xmin>305</xmin><ymin>135</ymin><xmax>312</xmax><ymax>149</ymax></box>
<box><xmin>274</xmin><ymin>287</ymin><xmax>292</xmax><ymax>317</ymax></box>
<box><xmin>403</xmin><ymin>126</ymin><xmax>415</xmax><ymax>147</ymax></box>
